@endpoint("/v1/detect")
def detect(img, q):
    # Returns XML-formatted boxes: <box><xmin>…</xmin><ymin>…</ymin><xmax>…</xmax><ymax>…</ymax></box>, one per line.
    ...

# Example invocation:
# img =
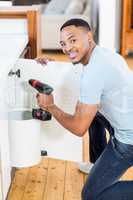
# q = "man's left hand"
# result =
<box><xmin>36</xmin><ymin>93</ymin><xmax>54</xmax><ymax>111</ymax></box>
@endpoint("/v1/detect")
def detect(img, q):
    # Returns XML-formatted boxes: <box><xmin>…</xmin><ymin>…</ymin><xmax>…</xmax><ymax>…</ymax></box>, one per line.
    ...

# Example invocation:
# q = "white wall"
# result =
<box><xmin>99</xmin><ymin>0</ymin><xmax>122</xmax><ymax>52</ymax></box>
<box><xmin>0</xmin><ymin>1</ymin><xmax>12</xmax><ymax>7</ymax></box>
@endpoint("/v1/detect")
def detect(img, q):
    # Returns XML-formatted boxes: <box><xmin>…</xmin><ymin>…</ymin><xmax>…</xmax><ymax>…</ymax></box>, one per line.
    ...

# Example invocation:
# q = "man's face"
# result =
<box><xmin>60</xmin><ymin>25</ymin><xmax>92</xmax><ymax>65</ymax></box>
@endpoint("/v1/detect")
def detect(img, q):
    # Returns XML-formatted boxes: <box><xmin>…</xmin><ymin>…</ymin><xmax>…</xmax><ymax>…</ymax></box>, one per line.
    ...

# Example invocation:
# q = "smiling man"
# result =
<box><xmin>37</xmin><ymin>19</ymin><xmax>133</xmax><ymax>200</ymax></box>
<box><xmin>60</xmin><ymin>21</ymin><xmax>95</xmax><ymax>65</ymax></box>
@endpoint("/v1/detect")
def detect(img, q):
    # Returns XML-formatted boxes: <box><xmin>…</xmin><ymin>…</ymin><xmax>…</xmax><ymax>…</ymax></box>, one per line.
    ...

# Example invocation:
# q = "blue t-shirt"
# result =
<box><xmin>79</xmin><ymin>45</ymin><xmax>133</xmax><ymax>145</ymax></box>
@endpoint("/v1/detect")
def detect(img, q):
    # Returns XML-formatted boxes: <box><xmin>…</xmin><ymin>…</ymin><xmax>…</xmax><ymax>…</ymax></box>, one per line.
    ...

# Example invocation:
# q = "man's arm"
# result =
<box><xmin>37</xmin><ymin>93</ymin><xmax>98</xmax><ymax>137</ymax></box>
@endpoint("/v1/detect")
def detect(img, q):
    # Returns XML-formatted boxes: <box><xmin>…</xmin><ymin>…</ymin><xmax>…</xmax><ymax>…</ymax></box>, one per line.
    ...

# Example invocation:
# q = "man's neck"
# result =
<box><xmin>82</xmin><ymin>42</ymin><xmax>96</xmax><ymax>65</ymax></box>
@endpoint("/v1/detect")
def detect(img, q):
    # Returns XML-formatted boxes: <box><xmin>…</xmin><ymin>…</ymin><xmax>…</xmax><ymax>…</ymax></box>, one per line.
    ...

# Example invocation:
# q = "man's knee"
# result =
<box><xmin>81</xmin><ymin>184</ymin><xmax>98</xmax><ymax>200</ymax></box>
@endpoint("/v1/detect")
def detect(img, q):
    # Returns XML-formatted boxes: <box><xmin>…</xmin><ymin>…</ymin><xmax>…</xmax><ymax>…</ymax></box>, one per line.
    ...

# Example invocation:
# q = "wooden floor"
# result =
<box><xmin>7</xmin><ymin>157</ymin><xmax>86</xmax><ymax>200</ymax></box>
<box><xmin>7</xmin><ymin>133</ymin><xmax>89</xmax><ymax>200</ymax></box>
<box><xmin>7</xmin><ymin>158</ymin><xmax>133</xmax><ymax>200</ymax></box>
<box><xmin>7</xmin><ymin>52</ymin><xmax>133</xmax><ymax>200</ymax></box>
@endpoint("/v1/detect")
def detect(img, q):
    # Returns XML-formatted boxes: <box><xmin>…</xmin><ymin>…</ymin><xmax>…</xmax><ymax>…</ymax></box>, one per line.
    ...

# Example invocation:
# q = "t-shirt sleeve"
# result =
<box><xmin>79</xmin><ymin>65</ymin><xmax>104</xmax><ymax>104</ymax></box>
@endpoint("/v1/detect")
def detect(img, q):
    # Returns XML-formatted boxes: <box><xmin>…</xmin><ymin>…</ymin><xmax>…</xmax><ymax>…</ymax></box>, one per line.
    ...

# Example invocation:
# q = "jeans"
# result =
<box><xmin>89</xmin><ymin>112</ymin><xmax>114</xmax><ymax>163</ymax></box>
<box><xmin>82</xmin><ymin>136</ymin><xmax>133</xmax><ymax>200</ymax></box>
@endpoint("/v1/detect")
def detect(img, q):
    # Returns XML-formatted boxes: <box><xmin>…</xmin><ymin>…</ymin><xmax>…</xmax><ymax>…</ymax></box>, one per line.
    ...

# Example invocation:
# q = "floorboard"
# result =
<box><xmin>7</xmin><ymin>158</ymin><xmax>84</xmax><ymax>200</ymax></box>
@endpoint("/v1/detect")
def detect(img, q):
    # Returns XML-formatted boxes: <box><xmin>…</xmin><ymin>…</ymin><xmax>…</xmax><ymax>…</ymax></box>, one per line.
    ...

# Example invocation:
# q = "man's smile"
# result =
<box><xmin>68</xmin><ymin>52</ymin><xmax>78</xmax><ymax>60</ymax></box>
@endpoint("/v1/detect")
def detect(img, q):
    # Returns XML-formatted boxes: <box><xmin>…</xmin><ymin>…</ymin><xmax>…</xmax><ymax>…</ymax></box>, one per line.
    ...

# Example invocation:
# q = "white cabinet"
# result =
<box><xmin>0</xmin><ymin>164</ymin><xmax>3</xmax><ymax>200</ymax></box>
<box><xmin>0</xmin><ymin>120</ymin><xmax>10</xmax><ymax>200</ymax></box>
<box><xmin>13</xmin><ymin>59</ymin><xmax>83</xmax><ymax>162</ymax></box>
<box><xmin>0</xmin><ymin>7</ymin><xmax>41</xmax><ymax>199</ymax></box>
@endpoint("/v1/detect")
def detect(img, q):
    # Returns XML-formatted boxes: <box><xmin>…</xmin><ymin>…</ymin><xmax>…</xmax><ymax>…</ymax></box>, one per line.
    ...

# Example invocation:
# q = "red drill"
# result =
<box><xmin>29</xmin><ymin>79</ymin><xmax>53</xmax><ymax>121</ymax></box>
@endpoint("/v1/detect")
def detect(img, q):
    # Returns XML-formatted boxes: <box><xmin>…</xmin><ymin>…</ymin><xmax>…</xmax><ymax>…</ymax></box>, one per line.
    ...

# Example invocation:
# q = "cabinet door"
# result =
<box><xmin>131</xmin><ymin>0</ymin><xmax>133</xmax><ymax>28</ymax></box>
<box><xmin>0</xmin><ymin>121</ymin><xmax>11</xmax><ymax>200</ymax></box>
<box><xmin>12</xmin><ymin>59</ymin><xmax>83</xmax><ymax>162</ymax></box>
<box><xmin>121</xmin><ymin>0</ymin><xmax>133</xmax><ymax>56</ymax></box>
<box><xmin>0</xmin><ymin>163</ymin><xmax>3</xmax><ymax>200</ymax></box>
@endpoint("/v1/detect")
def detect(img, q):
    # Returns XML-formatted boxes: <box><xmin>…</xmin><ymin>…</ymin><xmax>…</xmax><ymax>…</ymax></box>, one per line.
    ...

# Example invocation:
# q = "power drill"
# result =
<box><xmin>29</xmin><ymin>79</ymin><xmax>53</xmax><ymax>121</ymax></box>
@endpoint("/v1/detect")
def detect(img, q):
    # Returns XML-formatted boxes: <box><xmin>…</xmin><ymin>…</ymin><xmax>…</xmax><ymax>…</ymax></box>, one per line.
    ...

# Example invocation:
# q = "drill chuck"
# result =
<box><xmin>29</xmin><ymin>79</ymin><xmax>53</xmax><ymax>94</ymax></box>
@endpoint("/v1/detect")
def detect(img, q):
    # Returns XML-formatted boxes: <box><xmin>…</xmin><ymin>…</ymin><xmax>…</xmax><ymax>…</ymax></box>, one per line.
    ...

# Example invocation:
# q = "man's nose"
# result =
<box><xmin>65</xmin><ymin>43</ymin><xmax>72</xmax><ymax>52</ymax></box>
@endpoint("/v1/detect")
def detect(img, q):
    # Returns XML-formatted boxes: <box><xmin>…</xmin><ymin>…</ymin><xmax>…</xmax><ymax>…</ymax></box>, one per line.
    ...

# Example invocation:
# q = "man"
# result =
<box><xmin>36</xmin><ymin>29</ymin><xmax>110</xmax><ymax>175</ymax></box>
<box><xmin>37</xmin><ymin>18</ymin><xmax>133</xmax><ymax>199</ymax></box>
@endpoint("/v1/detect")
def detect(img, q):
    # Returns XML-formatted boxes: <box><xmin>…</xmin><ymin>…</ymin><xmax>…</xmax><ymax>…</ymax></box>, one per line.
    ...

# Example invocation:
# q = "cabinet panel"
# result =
<box><xmin>13</xmin><ymin>59</ymin><xmax>83</xmax><ymax>162</ymax></box>
<box><xmin>121</xmin><ymin>0</ymin><xmax>133</xmax><ymax>56</ymax></box>
<box><xmin>131</xmin><ymin>0</ymin><xmax>133</xmax><ymax>28</ymax></box>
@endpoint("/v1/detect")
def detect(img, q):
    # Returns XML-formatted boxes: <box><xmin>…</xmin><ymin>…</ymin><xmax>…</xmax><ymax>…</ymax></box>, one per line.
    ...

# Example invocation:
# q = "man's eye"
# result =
<box><xmin>60</xmin><ymin>43</ymin><xmax>65</xmax><ymax>47</ymax></box>
<box><xmin>71</xmin><ymin>39</ymin><xmax>76</xmax><ymax>44</ymax></box>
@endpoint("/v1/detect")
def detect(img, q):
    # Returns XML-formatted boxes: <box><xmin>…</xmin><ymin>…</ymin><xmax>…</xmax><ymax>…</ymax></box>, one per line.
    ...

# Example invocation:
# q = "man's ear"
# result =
<box><xmin>87</xmin><ymin>31</ymin><xmax>93</xmax><ymax>42</ymax></box>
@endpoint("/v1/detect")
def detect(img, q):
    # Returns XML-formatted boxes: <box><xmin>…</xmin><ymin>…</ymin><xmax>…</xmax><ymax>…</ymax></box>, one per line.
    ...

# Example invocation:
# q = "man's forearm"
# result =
<box><xmin>47</xmin><ymin>104</ymin><xmax>83</xmax><ymax>137</ymax></box>
<box><xmin>37</xmin><ymin>94</ymin><xmax>96</xmax><ymax>136</ymax></box>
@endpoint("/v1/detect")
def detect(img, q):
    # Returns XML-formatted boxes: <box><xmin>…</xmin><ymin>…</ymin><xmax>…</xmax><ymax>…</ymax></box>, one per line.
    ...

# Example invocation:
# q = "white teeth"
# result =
<box><xmin>69</xmin><ymin>52</ymin><xmax>77</xmax><ymax>59</ymax></box>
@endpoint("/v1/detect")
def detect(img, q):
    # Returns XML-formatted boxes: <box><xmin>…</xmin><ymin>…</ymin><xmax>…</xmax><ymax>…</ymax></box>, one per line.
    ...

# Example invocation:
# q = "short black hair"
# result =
<box><xmin>60</xmin><ymin>18</ymin><xmax>91</xmax><ymax>31</ymax></box>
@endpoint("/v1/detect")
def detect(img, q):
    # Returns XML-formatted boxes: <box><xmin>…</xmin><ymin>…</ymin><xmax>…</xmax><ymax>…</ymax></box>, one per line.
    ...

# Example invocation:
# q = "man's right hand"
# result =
<box><xmin>35</xmin><ymin>56</ymin><xmax>55</xmax><ymax>65</ymax></box>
